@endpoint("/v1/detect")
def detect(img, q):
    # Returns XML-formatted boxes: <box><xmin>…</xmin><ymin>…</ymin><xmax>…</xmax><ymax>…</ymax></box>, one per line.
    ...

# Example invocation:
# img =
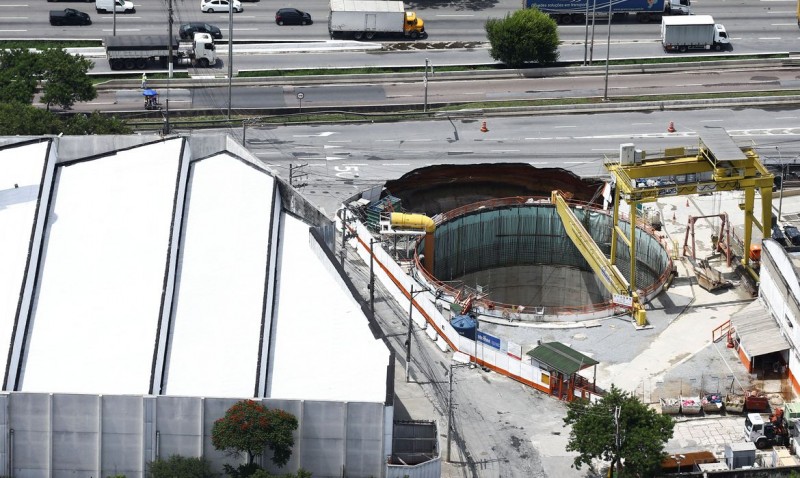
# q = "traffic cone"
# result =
<box><xmin>667</xmin><ymin>121</ymin><xmax>676</xmax><ymax>133</ymax></box>
<box><xmin>686</xmin><ymin>199</ymin><xmax>690</xmax><ymax>207</ymax></box>
<box><xmin>672</xmin><ymin>211</ymin><xmax>676</xmax><ymax>221</ymax></box>
<box><xmin>480</xmin><ymin>121</ymin><xmax>488</xmax><ymax>133</ymax></box>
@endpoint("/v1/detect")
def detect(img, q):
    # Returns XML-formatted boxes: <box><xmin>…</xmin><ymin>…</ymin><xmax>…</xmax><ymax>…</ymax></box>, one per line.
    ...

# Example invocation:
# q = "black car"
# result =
<box><xmin>275</xmin><ymin>8</ymin><xmax>312</xmax><ymax>26</ymax></box>
<box><xmin>179</xmin><ymin>22</ymin><xmax>223</xmax><ymax>40</ymax></box>
<box><xmin>49</xmin><ymin>8</ymin><xmax>92</xmax><ymax>26</ymax></box>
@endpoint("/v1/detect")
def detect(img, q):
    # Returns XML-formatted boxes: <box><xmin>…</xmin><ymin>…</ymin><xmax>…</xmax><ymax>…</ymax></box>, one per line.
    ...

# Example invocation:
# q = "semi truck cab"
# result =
<box><xmin>665</xmin><ymin>0</ymin><xmax>691</xmax><ymax>15</ymax></box>
<box><xmin>404</xmin><ymin>11</ymin><xmax>424</xmax><ymax>37</ymax></box>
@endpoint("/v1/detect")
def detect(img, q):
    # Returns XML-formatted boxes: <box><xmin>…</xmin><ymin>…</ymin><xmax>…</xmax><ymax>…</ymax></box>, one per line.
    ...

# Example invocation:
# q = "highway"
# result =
<box><xmin>16</xmin><ymin>0</ymin><xmax>800</xmax><ymax>49</ymax></box>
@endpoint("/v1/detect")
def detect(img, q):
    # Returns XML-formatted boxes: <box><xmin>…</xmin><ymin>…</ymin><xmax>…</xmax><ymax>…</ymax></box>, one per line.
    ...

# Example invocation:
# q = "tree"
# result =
<box><xmin>38</xmin><ymin>48</ymin><xmax>96</xmax><ymax>111</ymax></box>
<box><xmin>485</xmin><ymin>8</ymin><xmax>559</xmax><ymax>68</ymax></box>
<box><xmin>0</xmin><ymin>104</ymin><xmax>131</xmax><ymax>136</ymax></box>
<box><xmin>563</xmin><ymin>385</ymin><xmax>674</xmax><ymax>477</ymax></box>
<box><xmin>212</xmin><ymin>400</ymin><xmax>299</xmax><ymax>469</ymax></box>
<box><xmin>148</xmin><ymin>454</ymin><xmax>217</xmax><ymax>478</ymax></box>
<box><xmin>0</xmin><ymin>49</ymin><xmax>41</xmax><ymax>104</ymax></box>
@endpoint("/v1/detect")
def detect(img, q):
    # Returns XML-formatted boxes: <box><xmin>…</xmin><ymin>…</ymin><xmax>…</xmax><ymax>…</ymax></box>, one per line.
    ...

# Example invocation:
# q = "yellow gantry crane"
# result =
<box><xmin>554</xmin><ymin>128</ymin><xmax>774</xmax><ymax>328</ymax></box>
<box><xmin>551</xmin><ymin>190</ymin><xmax>648</xmax><ymax>326</ymax></box>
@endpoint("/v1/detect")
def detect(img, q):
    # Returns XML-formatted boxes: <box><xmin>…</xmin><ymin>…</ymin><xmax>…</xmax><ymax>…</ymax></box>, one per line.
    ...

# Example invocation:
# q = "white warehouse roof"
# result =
<box><xmin>0</xmin><ymin>136</ymin><xmax>390</xmax><ymax>402</ymax></box>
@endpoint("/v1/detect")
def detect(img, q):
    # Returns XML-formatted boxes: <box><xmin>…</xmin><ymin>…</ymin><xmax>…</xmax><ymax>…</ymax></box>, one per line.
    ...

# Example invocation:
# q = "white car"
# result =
<box><xmin>201</xmin><ymin>0</ymin><xmax>242</xmax><ymax>13</ymax></box>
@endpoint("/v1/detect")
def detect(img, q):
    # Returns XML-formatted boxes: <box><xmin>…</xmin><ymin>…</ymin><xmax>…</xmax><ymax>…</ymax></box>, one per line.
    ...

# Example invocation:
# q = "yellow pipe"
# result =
<box><xmin>390</xmin><ymin>213</ymin><xmax>435</xmax><ymax>271</ymax></box>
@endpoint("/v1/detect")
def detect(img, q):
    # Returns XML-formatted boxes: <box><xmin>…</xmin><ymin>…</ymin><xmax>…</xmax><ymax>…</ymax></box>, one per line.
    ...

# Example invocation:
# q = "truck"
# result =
<box><xmin>49</xmin><ymin>8</ymin><xmax>92</xmax><ymax>26</ymax></box>
<box><xmin>661</xmin><ymin>15</ymin><xmax>729</xmax><ymax>52</ymax></box>
<box><xmin>103</xmin><ymin>33</ymin><xmax>218</xmax><ymax>70</ymax></box>
<box><xmin>328</xmin><ymin>0</ymin><xmax>426</xmax><ymax>40</ymax></box>
<box><xmin>523</xmin><ymin>0</ymin><xmax>691</xmax><ymax>24</ymax></box>
<box><xmin>745</xmin><ymin>410</ymin><xmax>794</xmax><ymax>449</ymax></box>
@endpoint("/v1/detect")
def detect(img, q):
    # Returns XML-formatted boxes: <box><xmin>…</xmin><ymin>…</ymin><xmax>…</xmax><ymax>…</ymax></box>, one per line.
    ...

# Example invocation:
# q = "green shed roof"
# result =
<box><xmin>526</xmin><ymin>342</ymin><xmax>599</xmax><ymax>375</ymax></box>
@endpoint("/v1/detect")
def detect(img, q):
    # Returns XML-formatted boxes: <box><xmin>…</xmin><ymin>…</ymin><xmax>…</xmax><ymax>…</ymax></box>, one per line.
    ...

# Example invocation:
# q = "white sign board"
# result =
<box><xmin>507</xmin><ymin>341</ymin><xmax>522</xmax><ymax>360</ymax></box>
<box><xmin>612</xmin><ymin>294</ymin><xmax>633</xmax><ymax>308</ymax></box>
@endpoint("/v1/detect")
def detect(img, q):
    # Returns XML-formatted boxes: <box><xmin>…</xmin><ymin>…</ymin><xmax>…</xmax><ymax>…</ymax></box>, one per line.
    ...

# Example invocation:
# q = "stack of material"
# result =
<box><xmin>681</xmin><ymin>395</ymin><xmax>702</xmax><ymax>415</ymax></box>
<box><xmin>702</xmin><ymin>393</ymin><xmax>724</xmax><ymax>413</ymax></box>
<box><xmin>771</xmin><ymin>446</ymin><xmax>799</xmax><ymax>467</ymax></box>
<box><xmin>660</xmin><ymin>397</ymin><xmax>680</xmax><ymax>415</ymax></box>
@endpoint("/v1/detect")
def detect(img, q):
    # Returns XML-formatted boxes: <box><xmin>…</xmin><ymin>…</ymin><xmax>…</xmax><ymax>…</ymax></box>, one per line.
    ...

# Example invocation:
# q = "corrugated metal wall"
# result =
<box><xmin>432</xmin><ymin>204</ymin><xmax>668</xmax><ymax>291</ymax></box>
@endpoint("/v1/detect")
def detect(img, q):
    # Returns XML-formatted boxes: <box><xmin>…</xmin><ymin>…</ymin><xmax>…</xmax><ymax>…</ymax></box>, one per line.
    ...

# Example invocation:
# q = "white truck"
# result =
<box><xmin>103</xmin><ymin>33</ymin><xmax>218</xmax><ymax>70</ymax></box>
<box><xmin>328</xmin><ymin>0</ymin><xmax>426</xmax><ymax>40</ymax></box>
<box><xmin>661</xmin><ymin>15</ymin><xmax>729</xmax><ymax>52</ymax></box>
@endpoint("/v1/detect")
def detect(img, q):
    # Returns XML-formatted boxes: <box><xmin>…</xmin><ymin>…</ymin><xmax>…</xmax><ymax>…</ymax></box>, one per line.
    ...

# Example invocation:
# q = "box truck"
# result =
<box><xmin>103</xmin><ymin>33</ymin><xmax>218</xmax><ymax>70</ymax></box>
<box><xmin>661</xmin><ymin>15</ymin><xmax>729</xmax><ymax>52</ymax></box>
<box><xmin>523</xmin><ymin>0</ymin><xmax>690</xmax><ymax>24</ymax></box>
<box><xmin>328</xmin><ymin>0</ymin><xmax>426</xmax><ymax>40</ymax></box>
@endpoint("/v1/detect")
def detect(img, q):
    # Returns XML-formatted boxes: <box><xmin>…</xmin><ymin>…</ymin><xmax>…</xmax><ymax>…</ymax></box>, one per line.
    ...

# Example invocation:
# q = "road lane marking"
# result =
<box><xmin>771</xmin><ymin>23</ymin><xmax>796</xmax><ymax>26</ymax></box>
<box><xmin>102</xmin><ymin>29</ymin><xmax>141</xmax><ymax>32</ymax></box>
<box><xmin>436</xmin><ymin>14</ymin><xmax>475</xmax><ymax>16</ymax></box>
<box><xmin>406</xmin><ymin>139</ymin><xmax>432</xmax><ymax>142</ymax></box>
<box><xmin>758</xmin><ymin>37</ymin><xmax>782</xmax><ymax>39</ymax></box>
<box><xmin>0</xmin><ymin>17</ymin><xmax>28</xmax><ymax>19</ymax></box>
<box><xmin>700</xmin><ymin>119</ymin><xmax>724</xmax><ymax>123</ymax></box>
<box><xmin>491</xmin><ymin>150</ymin><xmax>520</xmax><ymax>152</ymax></box>
<box><xmin>0</xmin><ymin>29</ymin><xmax>26</xmax><ymax>32</ymax></box>
<box><xmin>554</xmin><ymin>125</ymin><xmax>576</xmax><ymax>128</ymax></box>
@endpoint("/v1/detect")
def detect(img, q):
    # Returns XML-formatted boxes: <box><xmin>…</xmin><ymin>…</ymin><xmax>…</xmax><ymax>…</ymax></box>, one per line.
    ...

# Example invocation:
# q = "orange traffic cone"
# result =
<box><xmin>686</xmin><ymin>199</ymin><xmax>690</xmax><ymax>207</ymax></box>
<box><xmin>480</xmin><ymin>121</ymin><xmax>488</xmax><ymax>133</ymax></box>
<box><xmin>672</xmin><ymin>211</ymin><xmax>676</xmax><ymax>221</ymax></box>
<box><xmin>667</xmin><ymin>121</ymin><xmax>676</xmax><ymax>133</ymax></box>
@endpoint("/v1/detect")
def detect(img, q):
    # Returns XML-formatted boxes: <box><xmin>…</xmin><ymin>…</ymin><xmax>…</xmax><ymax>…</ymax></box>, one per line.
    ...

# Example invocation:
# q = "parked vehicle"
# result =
<box><xmin>179</xmin><ymin>22</ymin><xmax>222</xmax><ymax>40</ymax></box>
<box><xmin>50</xmin><ymin>8</ymin><xmax>92</xmax><ymax>26</ymax></box>
<box><xmin>103</xmin><ymin>33</ymin><xmax>218</xmax><ymax>70</ymax></box>
<box><xmin>784</xmin><ymin>224</ymin><xmax>800</xmax><ymax>246</ymax></box>
<box><xmin>661</xmin><ymin>15</ymin><xmax>729</xmax><ymax>52</ymax></box>
<box><xmin>745</xmin><ymin>410</ymin><xmax>793</xmax><ymax>449</ymax></box>
<box><xmin>328</xmin><ymin>0</ymin><xmax>426</xmax><ymax>40</ymax></box>
<box><xmin>95</xmin><ymin>0</ymin><xmax>135</xmax><ymax>14</ymax></box>
<box><xmin>201</xmin><ymin>0</ymin><xmax>242</xmax><ymax>13</ymax></box>
<box><xmin>276</xmin><ymin>8</ymin><xmax>312</xmax><ymax>25</ymax></box>
<box><xmin>523</xmin><ymin>0</ymin><xmax>690</xmax><ymax>24</ymax></box>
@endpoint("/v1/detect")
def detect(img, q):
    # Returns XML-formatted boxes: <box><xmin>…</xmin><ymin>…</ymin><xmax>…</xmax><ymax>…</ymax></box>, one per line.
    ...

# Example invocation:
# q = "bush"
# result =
<box><xmin>148</xmin><ymin>455</ymin><xmax>217</xmax><ymax>478</ymax></box>
<box><xmin>485</xmin><ymin>8</ymin><xmax>560</xmax><ymax>68</ymax></box>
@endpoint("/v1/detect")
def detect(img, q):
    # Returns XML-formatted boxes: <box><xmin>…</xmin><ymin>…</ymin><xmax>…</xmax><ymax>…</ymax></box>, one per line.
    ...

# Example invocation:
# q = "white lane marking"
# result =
<box><xmin>631</xmin><ymin>122</ymin><xmax>651</xmax><ymax>125</ymax></box>
<box><xmin>102</xmin><ymin>28</ymin><xmax>141</xmax><ymax>32</ymax></box>
<box><xmin>554</xmin><ymin>125</ymin><xmax>577</xmax><ymax>129</ymax></box>
<box><xmin>436</xmin><ymin>14</ymin><xmax>475</xmax><ymax>16</ymax></box>
<box><xmin>700</xmin><ymin>119</ymin><xmax>724</xmax><ymax>123</ymax></box>
<box><xmin>0</xmin><ymin>17</ymin><xmax>28</xmax><ymax>19</ymax></box>
<box><xmin>0</xmin><ymin>5</ymin><xmax>30</xmax><ymax>7</ymax></box>
<box><xmin>387</xmin><ymin>94</ymin><xmax>414</xmax><ymax>97</ymax></box>
<box><xmin>771</xmin><ymin>23</ymin><xmax>797</xmax><ymax>26</ymax></box>
<box><xmin>324</xmin><ymin>145</ymin><xmax>341</xmax><ymax>149</ymax></box>
<box><xmin>406</xmin><ymin>139</ymin><xmax>432</xmax><ymax>142</ymax></box>
<box><xmin>328</xmin><ymin>140</ymin><xmax>351</xmax><ymax>143</ymax></box>
<box><xmin>254</xmin><ymin>152</ymin><xmax>280</xmax><ymax>156</ymax></box>
<box><xmin>375</xmin><ymin>139</ymin><xmax>395</xmax><ymax>142</ymax></box>
<box><xmin>293</xmin><ymin>132</ymin><xmax>336</xmax><ymax>137</ymax></box>
<box><xmin>775</xmin><ymin>116</ymin><xmax>797</xmax><ymax>119</ymax></box>
<box><xmin>758</xmin><ymin>37</ymin><xmax>782</xmax><ymax>40</ymax></box>
<box><xmin>0</xmin><ymin>29</ymin><xmax>25</xmax><ymax>32</ymax></box>
<box><xmin>491</xmin><ymin>150</ymin><xmax>520</xmax><ymax>152</ymax></box>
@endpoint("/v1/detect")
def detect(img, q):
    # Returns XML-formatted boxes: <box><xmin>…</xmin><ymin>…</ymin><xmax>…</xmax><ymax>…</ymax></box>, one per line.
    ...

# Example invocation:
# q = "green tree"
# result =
<box><xmin>485</xmin><ymin>8</ymin><xmax>560</xmax><ymax>68</ymax></box>
<box><xmin>563</xmin><ymin>385</ymin><xmax>674</xmax><ymax>477</ymax></box>
<box><xmin>148</xmin><ymin>455</ymin><xmax>216</xmax><ymax>478</ymax></box>
<box><xmin>212</xmin><ymin>400</ymin><xmax>299</xmax><ymax>469</ymax></box>
<box><xmin>0</xmin><ymin>49</ymin><xmax>41</xmax><ymax>104</ymax></box>
<box><xmin>0</xmin><ymin>104</ymin><xmax>131</xmax><ymax>136</ymax></box>
<box><xmin>63</xmin><ymin>111</ymin><xmax>131</xmax><ymax>135</ymax></box>
<box><xmin>38</xmin><ymin>48</ymin><xmax>96</xmax><ymax>111</ymax></box>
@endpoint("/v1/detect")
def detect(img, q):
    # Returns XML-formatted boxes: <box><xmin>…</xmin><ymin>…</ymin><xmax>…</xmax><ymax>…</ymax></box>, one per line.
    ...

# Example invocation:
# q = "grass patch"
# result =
<box><xmin>0</xmin><ymin>40</ymin><xmax>103</xmax><ymax>49</ymax></box>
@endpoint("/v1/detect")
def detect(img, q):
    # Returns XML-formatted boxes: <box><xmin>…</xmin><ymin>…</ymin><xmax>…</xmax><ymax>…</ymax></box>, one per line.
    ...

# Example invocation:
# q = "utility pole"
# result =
<box><xmin>339</xmin><ymin>209</ymin><xmax>348</xmax><ymax>267</ymax></box>
<box><xmin>447</xmin><ymin>362</ymin><xmax>455</xmax><ymax>462</ymax></box>
<box><xmin>777</xmin><ymin>146</ymin><xmax>785</xmax><ymax>223</ymax></box>
<box><xmin>112</xmin><ymin>1</ymin><xmax>117</xmax><ymax>36</ymax></box>
<box><xmin>613</xmin><ymin>405</ymin><xmax>621</xmax><ymax>477</ymax></box>
<box><xmin>406</xmin><ymin>284</ymin><xmax>414</xmax><ymax>382</ymax></box>
<box><xmin>227</xmin><ymin>0</ymin><xmax>234</xmax><ymax>120</ymax></box>
<box><xmin>602</xmin><ymin>0</ymin><xmax>612</xmax><ymax>101</ymax></box>
<box><xmin>369</xmin><ymin>239</ymin><xmax>377</xmax><ymax>318</ymax></box>
<box><xmin>423</xmin><ymin>58</ymin><xmax>433</xmax><ymax>113</ymax></box>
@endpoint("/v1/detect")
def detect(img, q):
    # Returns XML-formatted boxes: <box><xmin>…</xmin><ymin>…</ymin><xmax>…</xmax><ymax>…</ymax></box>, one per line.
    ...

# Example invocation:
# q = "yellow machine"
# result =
<box><xmin>555</xmin><ymin>129</ymin><xmax>773</xmax><ymax>327</ymax></box>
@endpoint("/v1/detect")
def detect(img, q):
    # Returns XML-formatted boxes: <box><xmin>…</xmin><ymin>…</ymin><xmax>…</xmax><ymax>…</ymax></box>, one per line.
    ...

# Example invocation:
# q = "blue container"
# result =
<box><xmin>450</xmin><ymin>314</ymin><xmax>477</xmax><ymax>341</ymax></box>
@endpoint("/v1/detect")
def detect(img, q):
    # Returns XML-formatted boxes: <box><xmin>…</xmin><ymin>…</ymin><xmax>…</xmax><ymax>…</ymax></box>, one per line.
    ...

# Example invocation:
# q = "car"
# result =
<box><xmin>49</xmin><ymin>8</ymin><xmax>92</xmax><ymax>26</ymax></box>
<box><xmin>179</xmin><ymin>22</ymin><xmax>223</xmax><ymax>40</ymax></box>
<box><xmin>201</xmin><ymin>0</ymin><xmax>242</xmax><ymax>13</ymax></box>
<box><xmin>275</xmin><ymin>8</ymin><xmax>312</xmax><ymax>25</ymax></box>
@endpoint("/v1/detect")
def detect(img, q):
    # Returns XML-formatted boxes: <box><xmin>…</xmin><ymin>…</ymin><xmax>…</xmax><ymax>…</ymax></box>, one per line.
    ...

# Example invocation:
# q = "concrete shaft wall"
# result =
<box><xmin>0</xmin><ymin>393</ymin><xmax>387</xmax><ymax>478</ymax></box>
<box><xmin>459</xmin><ymin>265</ymin><xmax>607</xmax><ymax>306</ymax></box>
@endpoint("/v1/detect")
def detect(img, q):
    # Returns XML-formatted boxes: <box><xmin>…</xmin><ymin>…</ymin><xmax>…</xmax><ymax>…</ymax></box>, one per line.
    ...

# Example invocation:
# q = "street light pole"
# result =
<box><xmin>227</xmin><ymin>0</ymin><xmax>234</xmax><ymax>120</ymax></box>
<box><xmin>423</xmin><ymin>58</ymin><xmax>433</xmax><ymax>113</ymax></box>
<box><xmin>602</xmin><ymin>0</ymin><xmax>612</xmax><ymax>101</ymax></box>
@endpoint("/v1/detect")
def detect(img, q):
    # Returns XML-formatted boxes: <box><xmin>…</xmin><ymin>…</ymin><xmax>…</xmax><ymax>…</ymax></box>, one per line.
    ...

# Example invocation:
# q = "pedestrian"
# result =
<box><xmin>141</xmin><ymin>73</ymin><xmax>147</xmax><ymax>90</ymax></box>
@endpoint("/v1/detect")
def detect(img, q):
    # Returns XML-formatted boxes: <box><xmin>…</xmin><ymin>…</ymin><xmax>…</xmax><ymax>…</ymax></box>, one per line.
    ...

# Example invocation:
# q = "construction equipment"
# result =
<box><xmin>550</xmin><ymin>191</ymin><xmax>647</xmax><ymax>326</ymax></box>
<box><xmin>682</xmin><ymin>213</ymin><xmax>732</xmax><ymax>266</ymax></box>
<box><xmin>692</xmin><ymin>258</ymin><xmax>733</xmax><ymax>292</ymax></box>
<box><xmin>745</xmin><ymin>409</ymin><xmax>791</xmax><ymax>449</ymax></box>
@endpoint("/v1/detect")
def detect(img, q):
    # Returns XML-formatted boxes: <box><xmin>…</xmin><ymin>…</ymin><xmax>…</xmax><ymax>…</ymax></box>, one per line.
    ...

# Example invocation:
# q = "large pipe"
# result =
<box><xmin>390</xmin><ymin>213</ymin><xmax>435</xmax><ymax>272</ymax></box>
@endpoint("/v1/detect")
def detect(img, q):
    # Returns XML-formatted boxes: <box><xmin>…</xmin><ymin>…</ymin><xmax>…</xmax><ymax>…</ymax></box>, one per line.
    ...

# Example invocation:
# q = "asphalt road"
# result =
<box><xmin>89</xmin><ymin>65</ymin><xmax>800</xmax><ymax>113</ymax></box>
<box><xmin>15</xmin><ymin>0</ymin><xmax>800</xmax><ymax>49</ymax></box>
<box><xmin>214</xmin><ymin>108</ymin><xmax>800</xmax><ymax>217</ymax></box>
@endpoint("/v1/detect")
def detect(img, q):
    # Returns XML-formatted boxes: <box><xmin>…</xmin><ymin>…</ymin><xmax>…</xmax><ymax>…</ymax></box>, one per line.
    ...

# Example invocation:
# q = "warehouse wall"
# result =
<box><xmin>0</xmin><ymin>394</ymin><xmax>388</xmax><ymax>478</ymax></box>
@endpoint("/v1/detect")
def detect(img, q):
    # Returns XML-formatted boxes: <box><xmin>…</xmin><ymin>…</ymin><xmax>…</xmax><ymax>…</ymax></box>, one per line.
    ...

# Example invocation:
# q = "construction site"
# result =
<box><xmin>340</xmin><ymin>127</ymin><xmax>800</xmax><ymax>474</ymax></box>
